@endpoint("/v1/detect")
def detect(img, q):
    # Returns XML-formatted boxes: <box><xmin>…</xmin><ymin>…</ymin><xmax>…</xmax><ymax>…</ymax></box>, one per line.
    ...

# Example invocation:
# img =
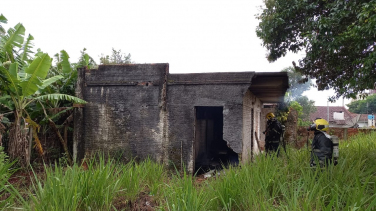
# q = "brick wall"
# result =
<box><xmin>296</xmin><ymin>126</ymin><xmax>374</xmax><ymax>148</ymax></box>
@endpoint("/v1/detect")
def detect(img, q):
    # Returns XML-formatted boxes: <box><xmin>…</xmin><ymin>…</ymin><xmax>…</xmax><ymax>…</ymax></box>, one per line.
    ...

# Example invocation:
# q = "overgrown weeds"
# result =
<box><xmin>1</xmin><ymin>132</ymin><xmax>376</xmax><ymax>210</ymax></box>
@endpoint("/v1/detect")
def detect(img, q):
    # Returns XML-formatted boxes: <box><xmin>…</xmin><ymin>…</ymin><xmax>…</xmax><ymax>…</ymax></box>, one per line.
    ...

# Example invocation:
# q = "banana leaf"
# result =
<box><xmin>0</xmin><ymin>64</ymin><xmax>20</xmax><ymax>96</ymax></box>
<box><xmin>21</xmin><ymin>53</ymin><xmax>51</xmax><ymax>96</ymax></box>
<box><xmin>36</xmin><ymin>94</ymin><xmax>87</xmax><ymax>104</ymax></box>
<box><xmin>1</xmin><ymin>23</ymin><xmax>25</xmax><ymax>62</ymax></box>
<box><xmin>19</xmin><ymin>34</ymin><xmax>34</xmax><ymax>62</ymax></box>
<box><xmin>60</xmin><ymin>50</ymin><xmax>72</xmax><ymax>74</ymax></box>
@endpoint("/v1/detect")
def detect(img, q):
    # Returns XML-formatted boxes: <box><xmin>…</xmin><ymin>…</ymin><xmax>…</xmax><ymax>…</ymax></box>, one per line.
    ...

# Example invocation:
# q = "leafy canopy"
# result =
<box><xmin>0</xmin><ymin>15</ymin><xmax>86</xmax><ymax>119</ymax></box>
<box><xmin>257</xmin><ymin>0</ymin><xmax>376</xmax><ymax>101</ymax></box>
<box><xmin>347</xmin><ymin>94</ymin><xmax>376</xmax><ymax>114</ymax></box>
<box><xmin>100</xmin><ymin>48</ymin><xmax>132</xmax><ymax>65</ymax></box>
<box><xmin>296</xmin><ymin>96</ymin><xmax>316</xmax><ymax>124</ymax></box>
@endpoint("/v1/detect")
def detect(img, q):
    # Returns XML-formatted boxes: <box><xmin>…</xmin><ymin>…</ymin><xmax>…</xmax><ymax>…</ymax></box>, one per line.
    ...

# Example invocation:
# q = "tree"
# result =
<box><xmin>295</xmin><ymin>96</ymin><xmax>316</xmax><ymax>122</ymax></box>
<box><xmin>282</xmin><ymin>67</ymin><xmax>311</xmax><ymax>101</ymax></box>
<box><xmin>256</xmin><ymin>0</ymin><xmax>376</xmax><ymax>101</ymax></box>
<box><xmin>280</xmin><ymin>66</ymin><xmax>316</xmax><ymax>125</ymax></box>
<box><xmin>75</xmin><ymin>48</ymin><xmax>97</xmax><ymax>69</ymax></box>
<box><xmin>347</xmin><ymin>94</ymin><xmax>376</xmax><ymax>114</ymax></box>
<box><xmin>100</xmin><ymin>48</ymin><xmax>132</xmax><ymax>65</ymax></box>
<box><xmin>0</xmin><ymin>18</ymin><xmax>85</xmax><ymax>166</ymax></box>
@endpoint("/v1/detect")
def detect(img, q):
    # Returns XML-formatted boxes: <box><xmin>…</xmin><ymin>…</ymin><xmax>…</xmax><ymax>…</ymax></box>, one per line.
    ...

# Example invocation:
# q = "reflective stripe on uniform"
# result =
<box><xmin>313</xmin><ymin>149</ymin><xmax>330</xmax><ymax>154</ymax></box>
<box><xmin>266</xmin><ymin>141</ymin><xmax>279</xmax><ymax>144</ymax></box>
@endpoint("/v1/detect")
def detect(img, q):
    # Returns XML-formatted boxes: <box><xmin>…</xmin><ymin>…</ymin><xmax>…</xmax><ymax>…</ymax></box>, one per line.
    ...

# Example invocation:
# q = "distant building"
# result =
<box><xmin>369</xmin><ymin>89</ymin><xmax>376</xmax><ymax>95</ymax></box>
<box><xmin>357</xmin><ymin>114</ymin><xmax>369</xmax><ymax>128</ymax></box>
<box><xmin>309</xmin><ymin>106</ymin><xmax>359</xmax><ymax>128</ymax></box>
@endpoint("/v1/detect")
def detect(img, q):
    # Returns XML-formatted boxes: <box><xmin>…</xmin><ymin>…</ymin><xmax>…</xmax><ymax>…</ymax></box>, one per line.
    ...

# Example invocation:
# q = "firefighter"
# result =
<box><xmin>307</xmin><ymin>118</ymin><xmax>337</xmax><ymax>167</ymax></box>
<box><xmin>263</xmin><ymin>112</ymin><xmax>283</xmax><ymax>156</ymax></box>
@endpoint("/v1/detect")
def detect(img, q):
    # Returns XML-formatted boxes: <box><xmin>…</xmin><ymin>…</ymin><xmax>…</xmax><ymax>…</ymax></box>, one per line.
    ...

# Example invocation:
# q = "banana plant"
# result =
<box><xmin>0</xmin><ymin>14</ymin><xmax>7</xmax><ymax>34</ymax></box>
<box><xmin>0</xmin><ymin>18</ymin><xmax>86</xmax><ymax>166</ymax></box>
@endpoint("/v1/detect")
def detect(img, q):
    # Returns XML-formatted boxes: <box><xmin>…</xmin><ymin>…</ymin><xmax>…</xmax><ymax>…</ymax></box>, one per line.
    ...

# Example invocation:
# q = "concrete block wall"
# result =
<box><xmin>242</xmin><ymin>90</ymin><xmax>253</xmax><ymax>161</ymax></box>
<box><xmin>76</xmin><ymin>64</ymin><xmax>281</xmax><ymax>173</ymax></box>
<box><xmin>81</xmin><ymin>64</ymin><xmax>168</xmax><ymax>161</ymax></box>
<box><xmin>166</xmin><ymin>72</ymin><xmax>254</xmax><ymax>172</ymax></box>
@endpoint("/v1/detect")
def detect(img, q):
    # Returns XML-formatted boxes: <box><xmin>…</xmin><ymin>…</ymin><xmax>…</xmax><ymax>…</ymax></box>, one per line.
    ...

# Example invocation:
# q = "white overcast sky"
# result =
<box><xmin>2</xmin><ymin>0</ymin><xmax>350</xmax><ymax>106</ymax></box>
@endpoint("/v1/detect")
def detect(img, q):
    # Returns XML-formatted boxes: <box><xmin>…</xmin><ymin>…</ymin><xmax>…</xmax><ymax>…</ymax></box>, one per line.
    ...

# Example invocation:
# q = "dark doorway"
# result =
<box><xmin>194</xmin><ymin>106</ymin><xmax>238</xmax><ymax>173</ymax></box>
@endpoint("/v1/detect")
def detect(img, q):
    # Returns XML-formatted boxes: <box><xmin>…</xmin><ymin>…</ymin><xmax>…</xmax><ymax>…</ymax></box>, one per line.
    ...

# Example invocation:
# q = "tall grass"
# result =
<box><xmin>0</xmin><ymin>146</ymin><xmax>17</xmax><ymax>210</ymax></box>
<box><xmin>161</xmin><ymin>132</ymin><xmax>376</xmax><ymax>210</ymax></box>
<box><xmin>161</xmin><ymin>168</ymin><xmax>212</xmax><ymax>211</ymax></box>
<box><xmin>27</xmin><ymin>156</ymin><xmax>123</xmax><ymax>210</ymax></box>
<box><xmin>3</xmin><ymin>131</ymin><xmax>376</xmax><ymax>210</ymax></box>
<box><xmin>21</xmin><ymin>156</ymin><xmax>166</xmax><ymax>210</ymax></box>
<box><xmin>201</xmin><ymin>132</ymin><xmax>376</xmax><ymax>210</ymax></box>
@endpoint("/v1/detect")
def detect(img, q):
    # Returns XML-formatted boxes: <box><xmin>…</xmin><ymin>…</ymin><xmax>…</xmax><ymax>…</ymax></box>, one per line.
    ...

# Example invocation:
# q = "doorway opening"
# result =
<box><xmin>194</xmin><ymin>106</ymin><xmax>238</xmax><ymax>173</ymax></box>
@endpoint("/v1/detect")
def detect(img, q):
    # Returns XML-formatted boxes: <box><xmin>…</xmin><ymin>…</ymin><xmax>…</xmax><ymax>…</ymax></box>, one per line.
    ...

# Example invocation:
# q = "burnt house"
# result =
<box><xmin>74</xmin><ymin>64</ymin><xmax>288</xmax><ymax>173</ymax></box>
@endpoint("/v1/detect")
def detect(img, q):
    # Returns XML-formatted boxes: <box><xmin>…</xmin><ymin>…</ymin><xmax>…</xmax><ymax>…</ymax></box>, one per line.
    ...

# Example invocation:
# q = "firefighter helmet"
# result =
<box><xmin>310</xmin><ymin>118</ymin><xmax>329</xmax><ymax>131</ymax></box>
<box><xmin>266</xmin><ymin>112</ymin><xmax>275</xmax><ymax>120</ymax></box>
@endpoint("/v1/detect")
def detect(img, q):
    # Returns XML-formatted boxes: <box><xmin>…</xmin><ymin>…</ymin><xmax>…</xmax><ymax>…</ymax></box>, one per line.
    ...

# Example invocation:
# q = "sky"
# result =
<box><xmin>2</xmin><ymin>0</ymin><xmax>351</xmax><ymax>107</ymax></box>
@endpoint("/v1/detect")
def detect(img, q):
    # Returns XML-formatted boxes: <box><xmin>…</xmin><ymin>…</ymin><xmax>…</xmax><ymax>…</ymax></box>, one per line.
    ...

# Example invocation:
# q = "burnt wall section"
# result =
<box><xmin>82</xmin><ymin>64</ymin><xmax>168</xmax><ymax>161</ymax></box>
<box><xmin>73</xmin><ymin>67</ymin><xmax>86</xmax><ymax>162</ymax></box>
<box><xmin>167</xmin><ymin>72</ymin><xmax>253</xmax><ymax>172</ymax></box>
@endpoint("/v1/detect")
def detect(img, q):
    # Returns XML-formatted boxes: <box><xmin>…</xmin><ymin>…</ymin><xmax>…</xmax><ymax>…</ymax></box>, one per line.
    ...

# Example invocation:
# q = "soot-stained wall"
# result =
<box><xmin>79</xmin><ymin>64</ymin><xmax>168</xmax><ymax>162</ymax></box>
<box><xmin>166</xmin><ymin>72</ymin><xmax>254</xmax><ymax>172</ymax></box>
<box><xmin>74</xmin><ymin>63</ymin><xmax>285</xmax><ymax>172</ymax></box>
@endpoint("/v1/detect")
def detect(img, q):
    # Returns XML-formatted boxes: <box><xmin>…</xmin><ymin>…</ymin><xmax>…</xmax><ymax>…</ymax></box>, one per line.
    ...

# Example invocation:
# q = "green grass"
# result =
<box><xmin>0</xmin><ymin>146</ymin><xmax>17</xmax><ymax>210</ymax></box>
<box><xmin>2</xmin><ymin>132</ymin><xmax>376</xmax><ymax>210</ymax></box>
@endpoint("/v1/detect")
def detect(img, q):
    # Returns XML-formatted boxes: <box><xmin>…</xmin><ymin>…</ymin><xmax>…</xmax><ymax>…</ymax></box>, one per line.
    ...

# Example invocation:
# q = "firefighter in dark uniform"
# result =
<box><xmin>263</xmin><ymin>112</ymin><xmax>283</xmax><ymax>156</ymax></box>
<box><xmin>308</xmin><ymin>118</ymin><xmax>336</xmax><ymax>167</ymax></box>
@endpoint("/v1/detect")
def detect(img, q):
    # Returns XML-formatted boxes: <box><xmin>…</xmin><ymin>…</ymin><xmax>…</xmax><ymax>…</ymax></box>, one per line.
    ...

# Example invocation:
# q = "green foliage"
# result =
<box><xmin>289</xmin><ymin>101</ymin><xmax>303</xmax><ymax>117</ymax></box>
<box><xmin>163</xmin><ymin>169</ymin><xmax>210</xmax><ymax>211</ymax></box>
<box><xmin>47</xmin><ymin>50</ymin><xmax>79</xmax><ymax>100</ymax></box>
<box><xmin>26</xmin><ymin>155</ymin><xmax>166</xmax><ymax>210</ymax></box>
<box><xmin>75</xmin><ymin>48</ymin><xmax>97</xmax><ymax>69</ymax></box>
<box><xmin>347</xmin><ymin>94</ymin><xmax>376</xmax><ymax>114</ymax></box>
<box><xmin>0</xmin><ymin>146</ymin><xmax>17</xmax><ymax>209</ymax></box>
<box><xmin>296</xmin><ymin>96</ymin><xmax>316</xmax><ymax>121</ymax></box>
<box><xmin>100</xmin><ymin>48</ymin><xmax>132</xmax><ymax>65</ymax></box>
<box><xmin>36</xmin><ymin>94</ymin><xmax>86</xmax><ymax>105</ymax></box>
<box><xmin>0</xmin><ymin>14</ymin><xmax>7</xmax><ymax>34</ymax></box>
<box><xmin>275</xmin><ymin>102</ymin><xmax>290</xmax><ymax>123</ymax></box>
<box><xmin>2</xmin><ymin>132</ymin><xmax>376</xmax><ymax>210</ymax></box>
<box><xmin>21</xmin><ymin>53</ymin><xmax>52</xmax><ymax>96</ymax></box>
<box><xmin>257</xmin><ymin>0</ymin><xmax>376</xmax><ymax>101</ymax></box>
<box><xmin>0</xmin><ymin>23</ymin><xmax>25</xmax><ymax>63</ymax></box>
<box><xmin>0</xmin><ymin>15</ymin><xmax>86</xmax><ymax>165</ymax></box>
<box><xmin>290</xmin><ymin>100</ymin><xmax>312</xmax><ymax>126</ymax></box>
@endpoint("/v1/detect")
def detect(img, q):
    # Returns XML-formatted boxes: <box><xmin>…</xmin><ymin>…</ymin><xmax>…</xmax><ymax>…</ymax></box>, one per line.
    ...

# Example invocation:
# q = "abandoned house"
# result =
<box><xmin>73</xmin><ymin>63</ymin><xmax>288</xmax><ymax>173</ymax></box>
